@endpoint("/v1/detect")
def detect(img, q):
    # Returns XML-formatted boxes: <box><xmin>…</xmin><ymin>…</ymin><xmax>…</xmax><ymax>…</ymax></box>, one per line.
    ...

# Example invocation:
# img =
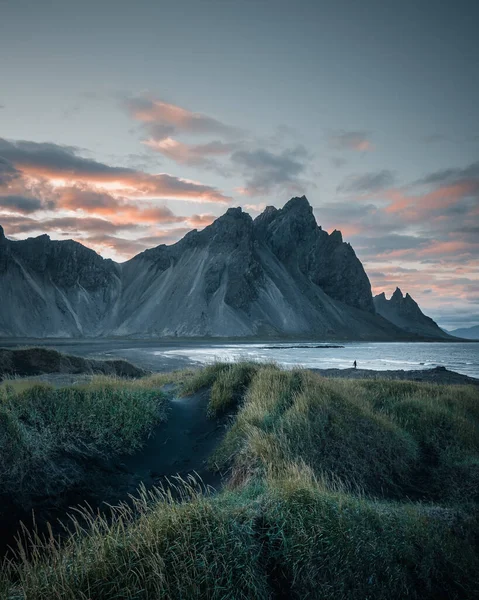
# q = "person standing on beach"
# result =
<box><xmin>353</xmin><ymin>360</ymin><xmax>357</xmax><ymax>369</ymax></box>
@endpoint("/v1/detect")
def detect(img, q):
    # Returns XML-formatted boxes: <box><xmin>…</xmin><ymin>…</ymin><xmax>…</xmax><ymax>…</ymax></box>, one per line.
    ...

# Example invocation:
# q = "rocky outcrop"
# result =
<box><xmin>0</xmin><ymin>197</ymin><xmax>432</xmax><ymax>339</ymax></box>
<box><xmin>374</xmin><ymin>288</ymin><xmax>451</xmax><ymax>339</ymax></box>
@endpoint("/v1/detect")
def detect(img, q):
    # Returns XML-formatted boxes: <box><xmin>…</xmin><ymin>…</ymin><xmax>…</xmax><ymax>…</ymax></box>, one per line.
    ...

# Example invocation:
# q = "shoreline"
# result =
<box><xmin>310</xmin><ymin>366</ymin><xmax>479</xmax><ymax>386</ymax></box>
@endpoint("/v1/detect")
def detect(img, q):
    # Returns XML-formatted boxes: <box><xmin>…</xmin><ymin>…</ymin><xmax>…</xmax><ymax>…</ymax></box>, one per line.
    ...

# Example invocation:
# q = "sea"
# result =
<box><xmin>156</xmin><ymin>341</ymin><xmax>479</xmax><ymax>379</ymax></box>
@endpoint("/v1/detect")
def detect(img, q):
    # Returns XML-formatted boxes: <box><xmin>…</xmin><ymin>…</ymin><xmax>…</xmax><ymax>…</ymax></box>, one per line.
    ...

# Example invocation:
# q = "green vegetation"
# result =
<box><xmin>0</xmin><ymin>380</ymin><xmax>166</xmax><ymax>502</ymax></box>
<box><xmin>182</xmin><ymin>361</ymin><xmax>273</xmax><ymax>416</ymax></box>
<box><xmin>1</xmin><ymin>364</ymin><xmax>478</xmax><ymax>599</ymax></box>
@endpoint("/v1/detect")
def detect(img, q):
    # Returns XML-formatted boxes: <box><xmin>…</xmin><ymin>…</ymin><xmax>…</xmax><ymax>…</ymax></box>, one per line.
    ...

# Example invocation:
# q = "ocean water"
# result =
<box><xmin>159</xmin><ymin>342</ymin><xmax>479</xmax><ymax>379</ymax></box>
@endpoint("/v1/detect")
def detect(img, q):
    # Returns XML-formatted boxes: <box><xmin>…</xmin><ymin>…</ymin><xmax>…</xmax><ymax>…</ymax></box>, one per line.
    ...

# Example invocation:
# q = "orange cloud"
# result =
<box><xmin>384</xmin><ymin>181</ymin><xmax>479</xmax><ymax>218</ymax></box>
<box><xmin>0</xmin><ymin>138</ymin><xmax>229</xmax><ymax>203</ymax></box>
<box><xmin>186</xmin><ymin>213</ymin><xmax>216</xmax><ymax>228</ymax></box>
<box><xmin>144</xmin><ymin>137</ymin><xmax>237</xmax><ymax>167</ymax></box>
<box><xmin>127</xmin><ymin>97</ymin><xmax>241</xmax><ymax>139</ymax></box>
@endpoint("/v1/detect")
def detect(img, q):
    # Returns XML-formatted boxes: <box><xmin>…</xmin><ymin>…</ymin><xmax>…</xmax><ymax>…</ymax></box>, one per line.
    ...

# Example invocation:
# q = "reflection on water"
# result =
<box><xmin>157</xmin><ymin>342</ymin><xmax>479</xmax><ymax>378</ymax></box>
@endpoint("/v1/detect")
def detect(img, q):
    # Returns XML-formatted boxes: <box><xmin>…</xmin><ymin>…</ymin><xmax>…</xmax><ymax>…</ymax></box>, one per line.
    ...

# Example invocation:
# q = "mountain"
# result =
<box><xmin>0</xmin><ymin>196</ymin><xmax>436</xmax><ymax>339</ymax></box>
<box><xmin>448</xmin><ymin>325</ymin><xmax>479</xmax><ymax>340</ymax></box>
<box><xmin>373</xmin><ymin>288</ymin><xmax>452</xmax><ymax>339</ymax></box>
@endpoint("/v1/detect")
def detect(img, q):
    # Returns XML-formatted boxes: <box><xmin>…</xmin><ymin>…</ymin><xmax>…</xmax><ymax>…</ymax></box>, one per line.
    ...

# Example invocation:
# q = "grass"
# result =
<box><xmin>0</xmin><ymin>379</ymin><xmax>166</xmax><ymax>502</ymax></box>
<box><xmin>182</xmin><ymin>361</ymin><xmax>276</xmax><ymax>416</ymax></box>
<box><xmin>214</xmin><ymin>368</ymin><xmax>479</xmax><ymax>503</ymax></box>
<box><xmin>1</xmin><ymin>363</ymin><xmax>478</xmax><ymax>599</ymax></box>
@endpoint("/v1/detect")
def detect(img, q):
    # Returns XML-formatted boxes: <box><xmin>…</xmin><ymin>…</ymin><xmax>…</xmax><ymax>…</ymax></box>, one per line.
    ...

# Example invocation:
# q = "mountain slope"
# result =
<box><xmin>448</xmin><ymin>325</ymin><xmax>479</xmax><ymax>340</ymax></box>
<box><xmin>0</xmin><ymin>197</ymin><xmax>434</xmax><ymax>339</ymax></box>
<box><xmin>373</xmin><ymin>288</ymin><xmax>452</xmax><ymax>339</ymax></box>
<box><xmin>0</xmin><ymin>226</ymin><xmax>121</xmax><ymax>337</ymax></box>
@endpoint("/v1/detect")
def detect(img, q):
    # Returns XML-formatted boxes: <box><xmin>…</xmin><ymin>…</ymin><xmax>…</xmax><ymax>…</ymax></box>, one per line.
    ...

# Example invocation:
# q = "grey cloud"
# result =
<box><xmin>352</xmin><ymin>234</ymin><xmax>429</xmax><ymax>255</ymax></box>
<box><xmin>147</xmin><ymin>124</ymin><xmax>176</xmax><ymax>141</ymax></box>
<box><xmin>337</xmin><ymin>170</ymin><xmax>395</xmax><ymax>194</ymax></box>
<box><xmin>0</xmin><ymin>157</ymin><xmax>21</xmax><ymax>186</ymax></box>
<box><xmin>40</xmin><ymin>217</ymin><xmax>138</xmax><ymax>235</ymax></box>
<box><xmin>0</xmin><ymin>138</ymin><xmax>135</xmax><ymax>178</ymax></box>
<box><xmin>331</xmin><ymin>157</ymin><xmax>347</xmax><ymax>168</ymax></box>
<box><xmin>0</xmin><ymin>194</ymin><xmax>44</xmax><ymax>213</ymax></box>
<box><xmin>0</xmin><ymin>138</ymin><xmax>229</xmax><ymax>202</ymax></box>
<box><xmin>231</xmin><ymin>146</ymin><xmax>310</xmax><ymax>195</ymax></box>
<box><xmin>328</xmin><ymin>130</ymin><xmax>373</xmax><ymax>152</ymax></box>
<box><xmin>414</xmin><ymin>160</ymin><xmax>479</xmax><ymax>186</ymax></box>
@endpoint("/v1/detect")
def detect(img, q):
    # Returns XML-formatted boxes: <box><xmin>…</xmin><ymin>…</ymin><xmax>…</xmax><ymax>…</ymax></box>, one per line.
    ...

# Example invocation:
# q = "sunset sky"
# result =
<box><xmin>1</xmin><ymin>0</ymin><xmax>478</xmax><ymax>329</ymax></box>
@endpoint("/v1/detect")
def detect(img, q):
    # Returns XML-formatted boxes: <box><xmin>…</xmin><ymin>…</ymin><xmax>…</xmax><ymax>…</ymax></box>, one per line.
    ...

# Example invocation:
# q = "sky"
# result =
<box><xmin>0</xmin><ymin>0</ymin><xmax>478</xmax><ymax>330</ymax></box>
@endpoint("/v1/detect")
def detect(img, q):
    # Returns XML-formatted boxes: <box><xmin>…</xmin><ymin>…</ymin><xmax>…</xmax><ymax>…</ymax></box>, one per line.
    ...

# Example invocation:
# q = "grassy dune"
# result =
<box><xmin>0</xmin><ymin>379</ymin><xmax>166</xmax><ymax>503</ymax></box>
<box><xmin>1</xmin><ymin>363</ymin><xmax>478</xmax><ymax>599</ymax></box>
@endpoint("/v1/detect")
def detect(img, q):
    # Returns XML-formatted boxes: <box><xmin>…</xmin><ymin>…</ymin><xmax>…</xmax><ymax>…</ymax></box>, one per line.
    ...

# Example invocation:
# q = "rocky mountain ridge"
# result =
<box><xmin>0</xmin><ymin>197</ymin><xmax>442</xmax><ymax>339</ymax></box>
<box><xmin>373</xmin><ymin>287</ymin><xmax>452</xmax><ymax>339</ymax></box>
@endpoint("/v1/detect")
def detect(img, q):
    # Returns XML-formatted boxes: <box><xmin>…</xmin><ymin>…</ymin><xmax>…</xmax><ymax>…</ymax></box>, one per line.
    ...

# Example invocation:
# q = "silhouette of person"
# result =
<box><xmin>353</xmin><ymin>360</ymin><xmax>357</xmax><ymax>369</ymax></box>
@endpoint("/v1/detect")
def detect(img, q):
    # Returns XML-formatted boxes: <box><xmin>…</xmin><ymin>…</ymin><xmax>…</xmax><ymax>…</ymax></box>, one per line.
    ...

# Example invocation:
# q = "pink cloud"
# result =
<box><xmin>144</xmin><ymin>137</ymin><xmax>238</xmax><ymax>167</ymax></box>
<box><xmin>127</xmin><ymin>97</ymin><xmax>241</xmax><ymax>139</ymax></box>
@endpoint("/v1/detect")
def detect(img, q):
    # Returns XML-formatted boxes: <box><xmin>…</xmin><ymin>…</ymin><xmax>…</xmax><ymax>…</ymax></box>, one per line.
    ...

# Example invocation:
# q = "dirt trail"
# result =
<box><xmin>119</xmin><ymin>385</ymin><xmax>226</xmax><ymax>494</ymax></box>
<box><xmin>1</xmin><ymin>386</ymin><xmax>227</xmax><ymax>557</ymax></box>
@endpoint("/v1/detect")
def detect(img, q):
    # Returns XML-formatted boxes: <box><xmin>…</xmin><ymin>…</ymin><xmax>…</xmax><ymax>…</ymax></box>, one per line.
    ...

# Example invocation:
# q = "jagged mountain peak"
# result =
<box><xmin>374</xmin><ymin>289</ymin><xmax>450</xmax><ymax>339</ymax></box>
<box><xmin>0</xmin><ymin>197</ymin><xmax>435</xmax><ymax>338</ymax></box>
<box><xmin>391</xmin><ymin>286</ymin><xmax>403</xmax><ymax>298</ymax></box>
<box><xmin>282</xmin><ymin>195</ymin><xmax>313</xmax><ymax>213</ymax></box>
<box><xmin>329</xmin><ymin>229</ymin><xmax>343</xmax><ymax>244</ymax></box>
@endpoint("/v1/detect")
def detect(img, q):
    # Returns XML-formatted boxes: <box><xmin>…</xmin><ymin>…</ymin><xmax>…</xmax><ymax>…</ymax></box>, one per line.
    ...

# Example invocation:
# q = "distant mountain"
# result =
<box><xmin>0</xmin><ymin>196</ymin><xmax>440</xmax><ymax>339</ymax></box>
<box><xmin>374</xmin><ymin>288</ymin><xmax>452</xmax><ymax>339</ymax></box>
<box><xmin>448</xmin><ymin>325</ymin><xmax>479</xmax><ymax>340</ymax></box>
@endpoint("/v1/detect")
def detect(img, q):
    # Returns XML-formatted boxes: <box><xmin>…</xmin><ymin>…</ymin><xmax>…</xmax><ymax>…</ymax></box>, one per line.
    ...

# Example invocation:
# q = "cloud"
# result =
<box><xmin>314</xmin><ymin>154</ymin><xmax>479</xmax><ymax>320</ymax></box>
<box><xmin>80</xmin><ymin>228</ymin><xmax>193</xmax><ymax>259</ymax></box>
<box><xmin>331</xmin><ymin>157</ymin><xmax>347</xmax><ymax>169</ymax></box>
<box><xmin>413</xmin><ymin>161</ymin><xmax>479</xmax><ymax>187</ymax></box>
<box><xmin>328</xmin><ymin>131</ymin><xmax>374</xmax><ymax>152</ymax></box>
<box><xmin>0</xmin><ymin>194</ymin><xmax>45</xmax><ymax>214</ymax></box>
<box><xmin>187</xmin><ymin>213</ymin><xmax>216</xmax><ymax>227</ymax></box>
<box><xmin>144</xmin><ymin>137</ymin><xmax>240</xmax><ymax>171</ymax></box>
<box><xmin>337</xmin><ymin>170</ymin><xmax>395</xmax><ymax>194</ymax></box>
<box><xmin>53</xmin><ymin>185</ymin><xmax>212</xmax><ymax>226</ymax></box>
<box><xmin>232</xmin><ymin>146</ymin><xmax>310</xmax><ymax>196</ymax></box>
<box><xmin>0</xmin><ymin>138</ymin><xmax>229</xmax><ymax>203</ymax></box>
<box><xmin>126</xmin><ymin>96</ymin><xmax>242</xmax><ymax>140</ymax></box>
<box><xmin>0</xmin><ymin>157</ymin><xmax>21</xmax><ymax>187</ymax></box>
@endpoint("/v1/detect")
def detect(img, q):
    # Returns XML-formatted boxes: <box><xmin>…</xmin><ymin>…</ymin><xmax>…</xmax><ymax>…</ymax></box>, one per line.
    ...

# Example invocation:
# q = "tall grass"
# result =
<box><xmin>2</xmin><ymin>473</ymin><xmax>477</xmax><ymax>600</ymax></box>
<box><xmin>182</xmin><ymin>361</ymin><xmax>276</xmax><ymax>416</ymax></box>
<box><xmin>215</xmin><ymin>368</ymin><xmax>479</xmax><ymax>503</ymax></box>
<box><xmin>0</xmin><ymin>381</ymin><xmax>166</xmax><ymax>501</ymax></box>
<box><xmin>1</xmin><ymin>364</ymin><xmax>478</xmax><ymax>599</ymax></box>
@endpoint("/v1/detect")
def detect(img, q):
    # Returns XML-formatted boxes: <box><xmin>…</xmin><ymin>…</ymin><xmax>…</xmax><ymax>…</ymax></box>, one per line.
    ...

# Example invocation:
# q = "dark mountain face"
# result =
<box><xmin>373</xmin><ymin>288</ymin><xmax>451</xmax><ymax>339</ymax></box>
<box><xmin>0</xmin><ymin>197</ymin><xmax>424</xmax><ymax>339</ymax></box>
<box><xmin>253</xmin><ymin>197</ymin><xmax>374</xmax><ymax>313</ymax></box>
